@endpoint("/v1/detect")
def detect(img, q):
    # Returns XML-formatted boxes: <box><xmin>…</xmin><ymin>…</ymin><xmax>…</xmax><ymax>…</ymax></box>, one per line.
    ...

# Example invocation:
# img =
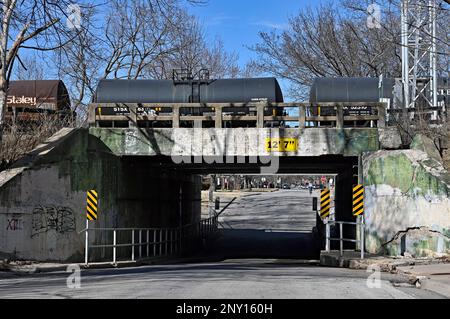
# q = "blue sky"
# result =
<box><xmin>188</xmin><ymin>0</ymin><xmax>318</xmax><ymax>68</ymax></box>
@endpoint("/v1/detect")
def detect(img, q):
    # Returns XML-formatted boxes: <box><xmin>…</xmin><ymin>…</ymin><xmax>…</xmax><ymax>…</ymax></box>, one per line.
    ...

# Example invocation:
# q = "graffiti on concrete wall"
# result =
<box><xmin>31</xmin><ymin>205</ymin><xmax>76</xmax><ymax>238</ymax></box>
<box><xmin>6</xmin><ymin>218</ymin><xmax>23</xmax><ymax>231</ymax></box>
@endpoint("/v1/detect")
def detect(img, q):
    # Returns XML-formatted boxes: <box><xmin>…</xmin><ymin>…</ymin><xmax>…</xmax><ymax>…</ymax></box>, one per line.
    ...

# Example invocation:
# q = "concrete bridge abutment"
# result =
<box><xmin>0</xmin><ymin>128</ymin><xmax>201</xmax><ymax>262</ymax></box>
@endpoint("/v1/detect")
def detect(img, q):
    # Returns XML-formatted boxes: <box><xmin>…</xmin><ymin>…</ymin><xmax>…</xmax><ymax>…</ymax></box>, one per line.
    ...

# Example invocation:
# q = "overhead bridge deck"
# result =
<box><xmin>87</xmin><ymin>102</ymin><xmax>390</xmax><ymax>159</ymax></box>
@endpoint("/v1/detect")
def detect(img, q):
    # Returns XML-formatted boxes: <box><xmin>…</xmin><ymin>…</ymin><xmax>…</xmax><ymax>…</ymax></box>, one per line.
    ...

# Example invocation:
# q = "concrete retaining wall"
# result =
<box><xmin>0</xmin><ymin>129</ymin><xmax>201</xmax><ymax>262</ymax></box>
<box><xmin>363</xmin><ymin>149</ymin><xmax>450</xmax><ymax>257</ymax></box>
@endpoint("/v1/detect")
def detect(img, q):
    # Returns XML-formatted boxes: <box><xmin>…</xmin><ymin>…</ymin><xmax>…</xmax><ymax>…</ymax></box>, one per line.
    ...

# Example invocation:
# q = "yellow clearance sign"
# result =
<box><xmin>266</xmin><ymin>138</ymin><xmax>298</xmax><ymax>152</ymax></box>
<box><xmin>86</xmin><ymin>190</ymin><xmax>98</xmax><ymax>221</ymax></box>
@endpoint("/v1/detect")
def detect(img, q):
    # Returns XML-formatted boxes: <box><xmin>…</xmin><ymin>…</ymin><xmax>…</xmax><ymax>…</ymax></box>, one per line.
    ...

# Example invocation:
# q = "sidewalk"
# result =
<box><xmin>320</xmin><ymin>250</ymin><xmax>450</xmax><ymax>297</ymax></box>
<box><xmin>396</xmin><ymin>264</ymin><xmax>450</xmax><ymax>298</ymax></box>
<box><xmin>0</xmin><ymin>256</ymin><xmax>205</xmax><ymax>277</ymax></box>
<box><xmin>0</xmin><ymin>260</ymin><xmax>141</xmax><ymax>275</ymax></box>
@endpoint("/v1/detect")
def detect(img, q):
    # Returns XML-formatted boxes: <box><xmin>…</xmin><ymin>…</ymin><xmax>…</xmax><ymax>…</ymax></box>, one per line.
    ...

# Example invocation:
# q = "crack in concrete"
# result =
<box><xmin>381</xmin><ymin>226</ymin><xmax>450</xmax><ymax>248</ymax></box>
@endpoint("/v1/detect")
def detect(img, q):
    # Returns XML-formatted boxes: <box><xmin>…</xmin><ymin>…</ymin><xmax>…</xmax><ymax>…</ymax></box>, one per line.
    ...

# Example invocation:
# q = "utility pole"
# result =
<box><xmin>401</xmin><ymin>0</ymin><xmax>439</xmax><ymax>121</ymax></box>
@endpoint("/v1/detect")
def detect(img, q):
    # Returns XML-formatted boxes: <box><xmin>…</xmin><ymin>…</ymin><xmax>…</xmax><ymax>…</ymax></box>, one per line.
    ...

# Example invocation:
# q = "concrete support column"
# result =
<box><xmin>299</xmin><ymin>105</ymin><xmax>306</xmax><ymax>129</ymax></box>
<box><xmin>257</xmin><ymin>104</ymin><xmax>264</xmax><ymax>128</ymax></box>
<box><xmin>129</xmin><ymin>105</ymin><xmax>137</xmax><ymax>128</ymax></box>
<box><xmin>336</xmin><ymin>106</ymin><xmax>344</xmax><ymax>129</ymax></box>
<box><xmin>377</xmin><ymin>104</ymin><xmax>386</xmax><ymax>128</ymax></box>
<box><xmin>215</xmin><ymin>107</ymin><xmax>223</xmax><ymax>129</ymax></box>
<box><xmin>334</xmin><ymin>164</ymin><xmax>356</xmax><ymax>250</ymax></box>
<box><xmin>173</xmin><ymin>106</ymin><xmax>180</xmax><ymax>128</ymax></box>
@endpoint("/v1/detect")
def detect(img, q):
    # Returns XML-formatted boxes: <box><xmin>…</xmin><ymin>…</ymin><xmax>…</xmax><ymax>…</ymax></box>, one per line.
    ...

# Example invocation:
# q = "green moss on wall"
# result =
<box><xmin>365</xmin><ymin>153</ymin><xmax>414</xmax><ymax>192</ymax></box>
<box><xmin>344</xmin><ymin>129</ymin><xmax>379</xmax><ymax>156</ymax></box>
<box><xmin>365</xmin><ymin>152</ymin><xmax>449</xmax><ymax>197</ymax></box>
<box><xmin>89</xmin><ymin>128</ymin><xmax>127</xmax><ymax>154</ymax></box>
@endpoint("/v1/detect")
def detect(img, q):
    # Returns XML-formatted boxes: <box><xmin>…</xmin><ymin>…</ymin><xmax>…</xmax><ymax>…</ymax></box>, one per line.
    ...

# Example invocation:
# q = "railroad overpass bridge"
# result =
<box><xmin>3</xmin><ymin>101</ymin><xmax>439</xmax><ymax>262</ymax></box>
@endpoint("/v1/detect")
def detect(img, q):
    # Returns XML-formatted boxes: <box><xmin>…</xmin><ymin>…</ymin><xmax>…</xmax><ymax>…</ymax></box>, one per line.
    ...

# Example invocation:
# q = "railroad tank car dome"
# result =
<box><xmin>94</xmin><ymin>77</ymin><xmax>284</xmax><ymax>104</ymax></box>
<box><xmin>309</xmin><ymin>77</ymin><xmax>394</xmax><ymax>103</ymax></box>
<box><xmin>6</xmin><ymin>80</ymin><xmax>71</xmax><ymax>111</ymax></box>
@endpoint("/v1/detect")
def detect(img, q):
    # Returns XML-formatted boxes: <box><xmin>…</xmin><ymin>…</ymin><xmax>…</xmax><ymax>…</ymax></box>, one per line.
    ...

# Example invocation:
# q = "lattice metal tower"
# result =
<box><xmin>401</xmin><ymin>0</ymin><xmax>438</xmax><ymax>120</ymax></box>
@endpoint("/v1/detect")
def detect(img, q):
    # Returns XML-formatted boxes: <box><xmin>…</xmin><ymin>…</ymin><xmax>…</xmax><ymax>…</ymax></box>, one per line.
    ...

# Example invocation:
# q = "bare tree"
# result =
<box><xmin>248</xmin><ymin>2</ymin><xmax>401</xmax><ymax>99</ymax></box>
<box><xmin>0</xmin><ymin>0</ymin><xmax>95</xmax><ymax>142</ymax></box>
<box><xmin>54</xmin><ymin>0</ymin><xmax>241</xmax><ymax>124</ymax></box>
<box><xmin>342</xmin><ymin>0</ymin><xmax>449</xmax><ymax>146</ymax></box>
<box><xmin>53</xmin><ymin>5</ymin><xmax>101</xmax><ymax>125</ymax></box>
<box><xmin>0</xmin><ymin>112</ymin><xmax>70</xmax><ymax>168</ymax></box>
<box><xmin>248</xmin><ymin>0</ymin><xmax>448</xmax><ymax>149</ymax></box>
<box><xmin>151</xmin><ymin>12</ymin><xmax>240</xmax><ymax>79</ymax></box>
<box><xmin>98</xmin><ymin>0</ymin><xmax>239</xmax><ymax>80</ymax></box>
<box><xmin>342</xmin><ymin>0</ymin><xmax>449</xmax><ymax>74</ymax></box>
<box><xmin>13</xmin><ymin>53</ymin><xmax>46</xmax><ymax>80</ymax></box>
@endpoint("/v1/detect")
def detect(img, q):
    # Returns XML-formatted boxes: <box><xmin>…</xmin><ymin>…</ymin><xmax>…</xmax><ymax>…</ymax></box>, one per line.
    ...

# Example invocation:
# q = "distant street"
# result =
<box><xmin>204</xmin><ymin>189</ymin><xmax>325</xmax><ymax>259</ymax></box>
<box><xmin>217</xmin><ymin>189</ymin><xmax>321</xmax><ymax>231</ymax></box>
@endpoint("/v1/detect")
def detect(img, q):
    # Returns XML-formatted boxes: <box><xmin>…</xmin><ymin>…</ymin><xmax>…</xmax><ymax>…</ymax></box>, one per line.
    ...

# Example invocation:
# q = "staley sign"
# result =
<box><xmin>6</xmin><ymin>95</ymin><xmax>37</xmax><ymax>106</ymax></box>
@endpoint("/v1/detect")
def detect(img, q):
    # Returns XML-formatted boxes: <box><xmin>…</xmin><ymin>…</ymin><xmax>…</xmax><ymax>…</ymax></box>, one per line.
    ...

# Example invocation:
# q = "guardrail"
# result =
<box><xmin>87</xmin><ymin>102</ymin><xmax>386</xmax><ymax>129</ymax></box>
<box><xmin>81</xmin><ymin>213</ymin><xmax>219</xmax><ymax>265</ymax></box>
<box><xmin>179</xmin><ymin>213</ymin><xmax>219</xmax><ymax>253</ymax></box>
<box><xmin>325</xmin><ymin>220</ymin><xmax>365</xmax><ymax>259</ymax></box>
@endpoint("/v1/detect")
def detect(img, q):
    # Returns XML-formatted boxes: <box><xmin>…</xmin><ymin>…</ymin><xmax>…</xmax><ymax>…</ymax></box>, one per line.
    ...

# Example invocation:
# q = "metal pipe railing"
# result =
<box><xmin>325</xmin><ymin>220</ymin><xmax>365</xmax><ymax>259</ymax></box>
<box><xmin>81</xmin><ymin>214</ymin><xmax>219</xmax><ymax>266</ymax></box>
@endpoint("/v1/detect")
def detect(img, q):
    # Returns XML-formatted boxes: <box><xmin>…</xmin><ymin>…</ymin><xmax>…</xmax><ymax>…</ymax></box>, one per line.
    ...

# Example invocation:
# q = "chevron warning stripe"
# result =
<box><xmin>86</xmin><ymin>190</ymin><xmax>98</xmax><ymax>221</ymax></box>
<box><xmin>320</xmin><ymin>188</ymin><xmax>331</xmax><ymax>218</ymax></box>
<box><xmin>353</xmin><ymin>184</ymin><xmax>364</xmax><ymax>216</ymax></box>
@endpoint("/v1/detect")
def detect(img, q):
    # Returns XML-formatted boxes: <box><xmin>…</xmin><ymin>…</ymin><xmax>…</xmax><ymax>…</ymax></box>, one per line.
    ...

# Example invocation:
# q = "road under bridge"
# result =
<box><xmin>0</xmin><ymin>112</ymin><xmax>393</xmax><ymax>262</ymax></box>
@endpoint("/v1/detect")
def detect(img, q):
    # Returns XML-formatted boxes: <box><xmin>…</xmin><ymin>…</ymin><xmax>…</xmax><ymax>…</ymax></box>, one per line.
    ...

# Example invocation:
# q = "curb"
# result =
<box><xmin>0</xmin><ymin>255</ymin><xmax>219</xmax><ymax>276</ymax></box>
<box><xmin>319</xmin><ymin>251</ymin><xmax>437</xmax><ymax>272</ymax></box>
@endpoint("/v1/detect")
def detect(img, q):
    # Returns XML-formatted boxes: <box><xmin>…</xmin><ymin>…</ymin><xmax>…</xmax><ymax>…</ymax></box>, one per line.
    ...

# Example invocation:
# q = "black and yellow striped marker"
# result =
<box><xmin>86</xmin><ymin>190</ymin><xmax>98</xmax><ymax>221</ymax></box>
<box><xmin>353</xmin><ymin>184</ymin><xmax>364</xmax><ymax>216</ymax></box>
<box><xmin>320</xmin><ymin>188</ymin><xmax>331</xmax><ymax>218</ymax></box>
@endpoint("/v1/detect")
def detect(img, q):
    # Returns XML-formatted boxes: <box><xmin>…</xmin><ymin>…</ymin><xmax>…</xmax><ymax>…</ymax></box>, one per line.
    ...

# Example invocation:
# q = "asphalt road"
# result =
<box><xmin>0</xmin><ymin>189</ymin><xmax>442</xmax><ymax>299</ymax></box>
<box><xmin>207</xmin><ymin>189</ymin><xmax>323</xmax><ymax>259</ymax></box>
<box><xmin>0</xmin><ymin>260</ymin><xmax>442</xmax><ymax>299</ymax></box>
<box><xmin>217</xmin><ymin>189</ymin><xmax>321</xmax><ymax>231</ymax></box>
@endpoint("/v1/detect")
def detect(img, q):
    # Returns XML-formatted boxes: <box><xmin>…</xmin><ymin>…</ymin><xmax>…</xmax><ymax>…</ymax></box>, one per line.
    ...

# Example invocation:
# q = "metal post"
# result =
<box><xmin>165</xmin><ymin>229</ymin><xmax>168</xmax><ymax>256</ymax></box>
<box><xmin>170</xmin><ymin>230</ymin><xmax>174</xmax><ymax>255</ymax></box>
<box><xmin>339</xmin><ymin>223</ymin><xmax>343</xmax><ymax>257</ymax></box>
<box><xmin>147</xmin><ymin>230</ymin><xmax>149</xmax><ymax>257</ymax></box>
<box><xmin>325</xmin><ymin>222</ymin><xmax>330</xmax><ymax>252</ymax></box>
<box><xmin>174</xmin><ymin>230</ymin><xmax>178</xmax><ymax>254</ymax></box>
<box><xmin>159</xmin><ymin>229</ymin><xmax>163</xmax><ymax>256</ymax></box>
<box><xmin>85</xmin><ymin>220</ymin><xmax>89</xmax><ymax>266</ymax></box>
<box><xmin>153</xmin><ymin>230</ymin><xmax>157</xmax><ymax>257</ymax></box>
<box><xmin>361</xmin><ymin>217</ymin><xmax>365</xmax><ymax>259</ymax></box>
<box><xmin>131</xmin><ymin>229</ymin><xmax>135</xmax><ymax>261</ymax></box>
<box><xmin>113</xmin><ymin>229</ymin><xmax>117</xmax><ymax>265</ymax></box>
<box><xmin>179</xmin><ymin>186</ymin><xmax>183</xmax><ymax>256</ymax></box>
<box><xmin>429</xmin><ymin>0</ymin><xmax>438</xmax><ymax>121</ymax></box>
<box><xmin>139</xmin><ymin>230</ymin><xmax>142</xmax><ymax>259</ymax></box>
